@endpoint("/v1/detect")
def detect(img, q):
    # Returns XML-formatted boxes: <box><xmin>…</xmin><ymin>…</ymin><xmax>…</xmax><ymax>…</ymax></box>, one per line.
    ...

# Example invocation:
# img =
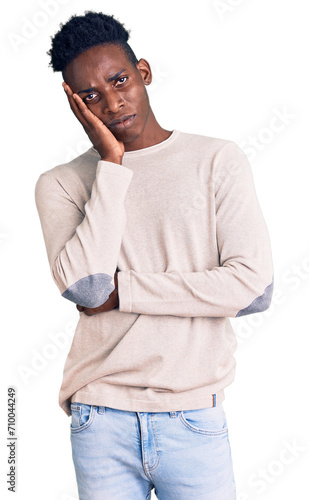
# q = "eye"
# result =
<box><xmin>83</xmin><ymin>93</ymin><xmax>97</xmax><ymax>102</ymax></box>
<box><xmin>115</xmin><ymin>76</ymin><xmax>128</xmax><ymax>86</ymax></box>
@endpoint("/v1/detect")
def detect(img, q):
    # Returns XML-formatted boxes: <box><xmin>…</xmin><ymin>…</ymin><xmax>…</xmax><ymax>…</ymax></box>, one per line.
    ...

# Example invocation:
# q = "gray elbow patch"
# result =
<box><xmin>62</xmin><ymin>273</ymin><xmax>115</xmax><ymax>308</ymax></box>
<box><xmin>236</xmin><ymin>276</ymin><xmax>274</xmax><ymax>317</ymax></box>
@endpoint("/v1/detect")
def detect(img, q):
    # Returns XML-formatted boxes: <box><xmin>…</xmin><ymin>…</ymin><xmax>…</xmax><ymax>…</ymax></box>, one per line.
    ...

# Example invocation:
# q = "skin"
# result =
<box><xmin>62</xmin><ymin>43</ymin><xmax>172</xmax><ymax>316</ymax></box>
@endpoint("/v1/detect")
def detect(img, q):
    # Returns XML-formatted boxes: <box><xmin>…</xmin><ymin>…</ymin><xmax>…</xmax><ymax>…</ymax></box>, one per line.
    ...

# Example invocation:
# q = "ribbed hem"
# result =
<box><xmin>70</xmin><ymin>388</ymin><xmax>225</xmax><ymax>414</ymax></box>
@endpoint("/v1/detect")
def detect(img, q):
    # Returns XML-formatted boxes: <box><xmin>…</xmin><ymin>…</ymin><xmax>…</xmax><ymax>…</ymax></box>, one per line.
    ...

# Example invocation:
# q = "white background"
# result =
<box><xmin>1</xmin><ymin>0</ymin><xmax>309</xmax><ymax>498</ymax></box>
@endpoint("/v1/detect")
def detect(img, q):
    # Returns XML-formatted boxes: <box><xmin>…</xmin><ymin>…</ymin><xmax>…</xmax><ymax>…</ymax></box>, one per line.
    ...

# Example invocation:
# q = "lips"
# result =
<box><xmin>109</xmin><ymin>114</ymin><xmax>136</xmax><ymax>129</ymax></box>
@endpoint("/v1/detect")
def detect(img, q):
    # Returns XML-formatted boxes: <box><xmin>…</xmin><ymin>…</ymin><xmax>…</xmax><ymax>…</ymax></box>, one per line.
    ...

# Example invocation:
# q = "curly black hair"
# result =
<box><xmin>47</xmin><ymin>11</ymin><xmax>139</xmax><ymax>75</ymax></box>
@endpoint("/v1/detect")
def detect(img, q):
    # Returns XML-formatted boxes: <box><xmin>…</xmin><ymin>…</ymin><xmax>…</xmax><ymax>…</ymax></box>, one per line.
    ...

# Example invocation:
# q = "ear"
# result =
<box><xmin>136</xmin><ymin>58</ymin><xmax>152</xmax><ymax>85</ymax></box>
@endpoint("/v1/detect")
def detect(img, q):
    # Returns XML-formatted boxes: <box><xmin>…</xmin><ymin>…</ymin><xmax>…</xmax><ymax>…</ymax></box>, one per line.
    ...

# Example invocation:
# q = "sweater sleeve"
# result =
<box><xmin>117</xmin><ymin>141</ymin><xmax>274</xmax><ymax>318</ymax></box>
<box><xmin>35</xmin><ymin>160</ymin><xmax>133</xmax><ymax>308</ymax></box>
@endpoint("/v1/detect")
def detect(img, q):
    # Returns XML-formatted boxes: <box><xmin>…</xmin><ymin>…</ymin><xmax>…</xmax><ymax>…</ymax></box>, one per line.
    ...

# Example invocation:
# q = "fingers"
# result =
<box><xmin>62</xmin><ymin>82</ymin><xmax>107</xmax><ymax>133</ymax></box>
<box><xmin>72</xmin><ymin>93</ymin><xmax>111</xmax><ymax>135</ymax></box>
<box><xmin>73</xmin><ymin>94</ymin><xmax>102</xmax><ymax>127</ymax></box>
<box><xmin>76</xmin><ymin>302</ymin><xmax>105</xmax><ymax>315</ymax></box>
<box><xmin>83</xmin><ymin>306</ymin><xmax>104</xmax><ymax>316</ymax></box>
<box><xmin>62</xmin><ymin>82</ymin><xmax>89</xmax><ymax>129</ymax></box>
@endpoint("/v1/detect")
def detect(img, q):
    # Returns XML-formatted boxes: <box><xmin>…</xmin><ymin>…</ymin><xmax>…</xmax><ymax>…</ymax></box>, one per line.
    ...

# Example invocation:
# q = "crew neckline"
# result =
<box><xmin>90</xmin><ymin>129</ymin><xmax>180</xmax><ymax>158</ymax></box>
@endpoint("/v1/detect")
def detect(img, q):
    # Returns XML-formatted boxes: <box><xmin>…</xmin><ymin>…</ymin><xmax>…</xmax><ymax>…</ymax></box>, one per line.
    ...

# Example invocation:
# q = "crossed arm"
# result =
<box><xmin>76</xmin><ymin>142</ymin><xmax>274</xmax><ymax>318</ymax></box>
<box><xmin>35</xmin><ymin>143</ymin><xmax>274</xmax><ymax>319</ymax></box>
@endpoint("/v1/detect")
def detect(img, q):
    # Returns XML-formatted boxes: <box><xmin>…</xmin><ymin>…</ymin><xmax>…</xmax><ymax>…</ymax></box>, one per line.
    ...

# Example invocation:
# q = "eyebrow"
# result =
<box><xmin>77</xmin><ymin>68</ymin><xmax>128</xmax><ymax>95</ymax></box>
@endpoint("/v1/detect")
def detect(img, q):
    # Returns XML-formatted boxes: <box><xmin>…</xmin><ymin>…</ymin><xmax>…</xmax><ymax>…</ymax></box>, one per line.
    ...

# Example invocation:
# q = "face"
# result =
<box><xmin>63</xmin><ymin>44</ymin><xmax>153</xmax><ymax>146</ymax></box>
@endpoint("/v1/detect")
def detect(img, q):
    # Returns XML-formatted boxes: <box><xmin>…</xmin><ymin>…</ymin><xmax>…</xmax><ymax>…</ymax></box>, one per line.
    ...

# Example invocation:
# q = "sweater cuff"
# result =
<box><xmin>97</xmin><ymin>160</ymin><xmax>133</xmax><ymax>181</ymax></box>
<box><xmin>118</xmin><ymin>270</ymin><xmax>132</xmax><ymax>313</ymax></box>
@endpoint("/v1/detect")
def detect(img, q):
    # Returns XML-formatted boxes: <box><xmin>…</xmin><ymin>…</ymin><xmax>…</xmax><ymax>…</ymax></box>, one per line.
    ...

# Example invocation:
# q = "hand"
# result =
<box><xmin>62</xmin><ymin>82</ymin><xmax>125</xmax><ymax>162</ymax></box>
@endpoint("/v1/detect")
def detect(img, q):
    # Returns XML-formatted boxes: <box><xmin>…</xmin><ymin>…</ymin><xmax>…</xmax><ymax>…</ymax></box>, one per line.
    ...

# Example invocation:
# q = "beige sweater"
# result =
<box><xmin>34</xmin><ymin>129</ymin><xmax>274</xmax><ymax>417</ymax></box>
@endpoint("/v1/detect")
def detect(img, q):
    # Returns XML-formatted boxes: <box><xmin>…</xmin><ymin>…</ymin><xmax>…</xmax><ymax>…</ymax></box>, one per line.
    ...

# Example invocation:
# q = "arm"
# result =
<box><xmin>35</xmin><ymin>82</ymin><xmax>132</xmax><ymax>309</ymax></box>
<box><xmin>117</xmin><ymin>141</ymin><xmax>274</xmax><ymax>318</ymax></box>
<box><xmin>35</xmin><ymin>162</ymin><xmax>133</xmax><ymax>308</ymax></box>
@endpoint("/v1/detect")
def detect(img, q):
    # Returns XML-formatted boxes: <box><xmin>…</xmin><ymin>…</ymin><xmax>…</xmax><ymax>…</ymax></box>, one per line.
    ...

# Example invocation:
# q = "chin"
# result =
<box><xmin>114</xmin><ymin>127</ymin><xmax>138</xmax><ymax>139</ymax></box>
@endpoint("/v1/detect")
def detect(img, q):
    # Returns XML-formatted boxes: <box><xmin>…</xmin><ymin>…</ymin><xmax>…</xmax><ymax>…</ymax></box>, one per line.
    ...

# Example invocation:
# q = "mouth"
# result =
<box><xmin>109</xmin><ymin>114</ymin><xmax>136</xmax><ymax>130</ymax></box>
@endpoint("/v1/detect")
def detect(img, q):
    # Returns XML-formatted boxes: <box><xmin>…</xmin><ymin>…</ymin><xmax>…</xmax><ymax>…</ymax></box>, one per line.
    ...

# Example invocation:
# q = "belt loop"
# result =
<box><xmin>212</xmin><ymin>394</ymin><xmax>217</xmax><ymax>407</ymax></box>
<box><xmin>169</xmin><ymin>411</ymin><xmax>177</xmax><ymax>418</ymax></box>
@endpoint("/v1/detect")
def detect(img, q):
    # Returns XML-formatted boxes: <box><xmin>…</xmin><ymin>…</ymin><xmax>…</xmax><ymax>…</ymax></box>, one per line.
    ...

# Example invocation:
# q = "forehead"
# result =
<box><xmin>64</xmin><ymin>44</ymin><xmax>129</xmax><ymax>85</ymax></box>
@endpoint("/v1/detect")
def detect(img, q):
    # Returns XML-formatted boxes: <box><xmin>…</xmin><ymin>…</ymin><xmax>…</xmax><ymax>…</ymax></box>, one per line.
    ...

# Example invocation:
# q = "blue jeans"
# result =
<box><xmin>70</xmin><ymin>402</ymin><xmax>236</xmax><ymax>499</ymax></box>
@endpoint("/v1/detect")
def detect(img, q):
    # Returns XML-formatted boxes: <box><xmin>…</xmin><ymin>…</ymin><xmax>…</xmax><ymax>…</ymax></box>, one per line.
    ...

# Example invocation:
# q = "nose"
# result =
<box><xmin>101</xmin><ymin>89</ymin><xmax>125</xmax><ymax>116</ymax></box>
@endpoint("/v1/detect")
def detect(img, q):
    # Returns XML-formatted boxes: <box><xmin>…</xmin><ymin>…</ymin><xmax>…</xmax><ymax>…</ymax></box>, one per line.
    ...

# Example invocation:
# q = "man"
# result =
<box><xmin>35</xmin><ymin>10</ymin><xmax>274</xmax><ymax>500</ymax></box>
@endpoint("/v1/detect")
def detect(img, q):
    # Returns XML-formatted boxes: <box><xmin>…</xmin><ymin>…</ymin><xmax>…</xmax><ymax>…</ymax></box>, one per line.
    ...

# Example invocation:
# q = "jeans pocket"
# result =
<box><xmin>70</xmin><ymin>403</ymin><xmax>96</xmax><ymax>433</ymax></box>
<box><xmin>179</xmin><ymin>403</ymin><xmax>228</xmax><ymax>435</ymax></box>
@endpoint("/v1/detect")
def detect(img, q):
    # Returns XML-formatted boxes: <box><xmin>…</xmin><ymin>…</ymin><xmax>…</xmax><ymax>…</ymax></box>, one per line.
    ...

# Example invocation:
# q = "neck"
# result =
<box><xmin>123</xmin><ymin>108</ymin><xmax>172</xmax><ymax>152</ymax></box>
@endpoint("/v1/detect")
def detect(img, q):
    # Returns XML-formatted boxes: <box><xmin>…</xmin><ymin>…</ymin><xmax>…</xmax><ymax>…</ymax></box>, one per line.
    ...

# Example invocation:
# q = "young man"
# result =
<box><xmin>35</xmin><ymin>11</ymin><xmax>274</xmax><ymax>500</ymax></box>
